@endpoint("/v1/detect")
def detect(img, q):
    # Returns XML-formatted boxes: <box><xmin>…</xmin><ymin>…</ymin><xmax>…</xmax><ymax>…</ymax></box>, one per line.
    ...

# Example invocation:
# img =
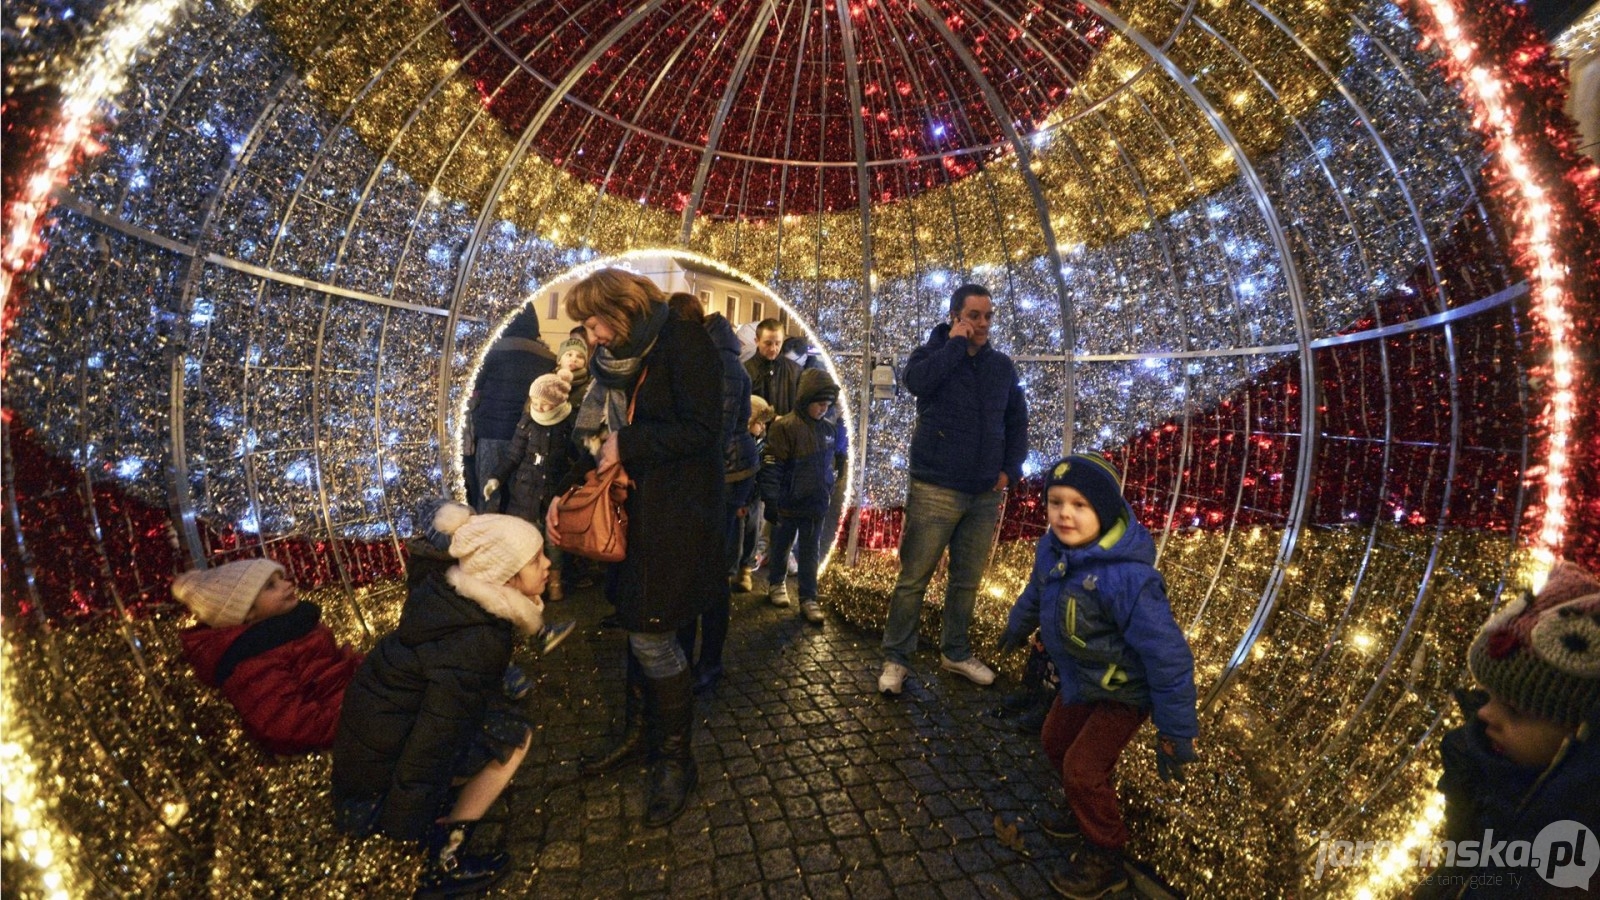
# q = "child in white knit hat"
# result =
<box><xmin>1420</xmin><ymin>559</ymin><xmax>1600</xmax><ymax>897</ymax></box>
<box><xmin>172</xmin><ymin>558</ymin><xmax>365</xmax><ymax>754</ymax></box>
<box><xmin>482</xmin><ymin>368</ymin><xmax>580</xmax><ymax>601</ymax></box>
<box><xmin>333</xmin><ymin>504</ymin><xmax>570</xmax><ymax>898</ymax></box>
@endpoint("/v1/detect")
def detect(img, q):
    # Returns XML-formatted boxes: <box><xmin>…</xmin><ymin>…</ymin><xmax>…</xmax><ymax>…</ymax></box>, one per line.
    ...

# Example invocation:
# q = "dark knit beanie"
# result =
<box><xmin>1468</xmin><ymin>560</ymin><xmax>1600</xmax><ymax>728</ymax></box>
<box><xmin>1045</xmin><ymin>453</ymin><xmax>1125</xmax><ymax>537</ymax></box>
<box><xmin>414</xmin><ymin>497</ymin><xmax>471</xmax><ymax>552</ymax></box>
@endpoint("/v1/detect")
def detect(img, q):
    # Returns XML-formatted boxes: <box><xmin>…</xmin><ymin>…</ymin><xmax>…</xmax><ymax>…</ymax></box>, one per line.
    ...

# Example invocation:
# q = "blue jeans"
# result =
<box><xmin>881</xmin><ymin>478</ymin><xmax>1003</xmax><ymax>666</ymax></box>
<box><xmin>767</xmin><ymin>514</ymin><xmax>820</xmax><ymax>601</ymax></box>
<box><xmin>629</xmin><ymin>630</ymin><xmax>688</xmax><ymax>679</ymax></box>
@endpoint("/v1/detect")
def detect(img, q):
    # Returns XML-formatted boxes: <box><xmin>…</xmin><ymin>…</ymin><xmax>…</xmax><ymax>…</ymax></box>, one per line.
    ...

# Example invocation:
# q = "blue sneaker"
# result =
<box><xmin>540</xmin><ymin>619</ymin><xmax>576</xmax><ymax>655</ymax></box>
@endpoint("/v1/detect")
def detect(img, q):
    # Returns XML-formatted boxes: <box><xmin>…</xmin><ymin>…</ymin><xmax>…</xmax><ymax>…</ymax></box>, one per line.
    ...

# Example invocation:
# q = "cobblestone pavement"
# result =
<box><xmin>487</xmin><ymin>580</ymin><xmax>1175</xmax><ymax>899</ymax></box>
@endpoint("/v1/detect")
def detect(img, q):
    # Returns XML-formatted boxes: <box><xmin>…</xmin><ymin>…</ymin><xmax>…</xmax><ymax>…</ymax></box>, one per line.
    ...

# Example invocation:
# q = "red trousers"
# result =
<box><xmin>1041</xmin><ymin>696</ymin><xmax>1148</xmax><ymax>850</ymax></box>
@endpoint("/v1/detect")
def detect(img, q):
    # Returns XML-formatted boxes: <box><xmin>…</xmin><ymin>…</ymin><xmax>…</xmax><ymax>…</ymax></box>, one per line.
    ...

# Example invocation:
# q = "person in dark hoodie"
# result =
<box><xmin>472</xmin><ymin>305</ymin><xmax>557</xmax><ymax>513</ymax></box>
<box><xmin>173</xmin><ymin>558</ymin><xmax>364</xmax><ymax>755</ymax></box>
<box><xmin>880</xmin><ymin>283</ymin><xmax>1028</xmax><ymax>695</ymax></box>
<box><xmin>333</xmin><ymin>501</ymin><xmax>567</xmax><ymax>898</ymax></box>
<box><xmin>668</xmin><ymin>292</ymin><xmax>755</xmax><ymax>693</ymax></box>
<box><xmin>759</xmin><ymin>367</ymin><xmax>846</xmax><ymax>625</ymax></box>
<box><xmin>1415</xmin><ymin>560</ymin><xmax>1600</xmax><ymax>900</ymax></box>
<box><xmin>997</xmin><ymin>454</ymin><xmax>1198</xmax><ymax>899</ymax></box>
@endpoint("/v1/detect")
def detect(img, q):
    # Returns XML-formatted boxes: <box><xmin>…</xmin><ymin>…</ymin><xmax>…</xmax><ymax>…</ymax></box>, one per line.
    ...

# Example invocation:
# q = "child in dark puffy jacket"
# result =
<box><xmin>997</xmin><ymin>453</ymin><xmax>1198</xmax><ymax>899</ymax></box>
<box><xmin>482</xmin><ymin>369</ymin><xmax>579</xmax><ymax>600</ymax></box>
<box><xmin>1417</xmin><ymin>559</ymin><xmax>1600</xmax><ymax>899</ymax></box>
<box><xmin>333</xmin><ymin>503</ymin><xmax>560</xmax><ymax>898</ymax></box>
<box><xmin>174</xmin><ymin>558</ymin><xmax>365</xmax><ymax>755</ymax></box>
<box><xmin>759</xmin><ymin>368</ymin><xmax>846</xmax><ymax>625</ymax></box>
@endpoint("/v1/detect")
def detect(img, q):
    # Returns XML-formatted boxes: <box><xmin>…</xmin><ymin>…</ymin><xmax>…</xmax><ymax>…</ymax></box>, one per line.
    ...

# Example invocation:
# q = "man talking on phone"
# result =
<box><xmin>878</xmin><ymin>284</ymin><xmax>1029</xmax><ymax>695</ymax></box>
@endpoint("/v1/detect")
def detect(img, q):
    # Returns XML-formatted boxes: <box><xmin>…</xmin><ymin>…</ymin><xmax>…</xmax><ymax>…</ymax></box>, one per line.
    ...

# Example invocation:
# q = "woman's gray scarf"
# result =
<box><xmin>572</xmin><ymin>300</ymin><xmax>670</xmax><ymax>445</ymax></box>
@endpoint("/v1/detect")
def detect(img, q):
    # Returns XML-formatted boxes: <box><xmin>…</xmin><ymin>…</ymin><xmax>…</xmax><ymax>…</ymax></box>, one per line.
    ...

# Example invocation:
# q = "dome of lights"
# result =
<box><xmin>2</xmin><ymin>0</ymin><xmax>1597</xmax><ymax>896</ymax></box>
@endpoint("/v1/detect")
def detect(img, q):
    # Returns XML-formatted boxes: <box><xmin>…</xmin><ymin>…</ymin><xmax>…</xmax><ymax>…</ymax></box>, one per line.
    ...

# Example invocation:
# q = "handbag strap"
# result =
<box><xmin>627</xmin><ymin>366</ymin><xmax>649</xmax><ymax>425</ymax></box>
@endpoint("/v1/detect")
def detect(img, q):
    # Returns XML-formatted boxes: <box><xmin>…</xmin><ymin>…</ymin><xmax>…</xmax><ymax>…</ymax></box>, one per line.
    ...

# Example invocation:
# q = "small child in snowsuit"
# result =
<box><xmin>735</xmin><ymin>395</ymin><xmax>776</xmax><ymax>591</ymax></box>
<box><xmin>483</xmin><ymin>369</ymin><xmax>579</xmax><ymax>600</ymax></box>
<box><xmin>998</xmin><ymin>453</ymin><xmax>1198</xmax><ymax>898</ymax></box>
<box><xmin>1419</xmin><ymin>559</ymin><xmax>1600</xmax><ymax>899</ymax></box>
<box><xmin>174</xmin><ymin>558</ymin><xmax>364</xmax><ymax>755</ymax></box>
<box><xmin>759</xmin><ymin>368</ymin><xmax>846</xmax><ymax>625</ymax></box>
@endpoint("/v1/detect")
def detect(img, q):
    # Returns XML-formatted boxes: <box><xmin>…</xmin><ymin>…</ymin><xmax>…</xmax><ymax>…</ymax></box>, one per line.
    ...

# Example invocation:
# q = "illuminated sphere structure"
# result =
<box><xmin>2</xmin><ymin>0</ymin><xmax>1596</xmax><ymax>896</ymax></box>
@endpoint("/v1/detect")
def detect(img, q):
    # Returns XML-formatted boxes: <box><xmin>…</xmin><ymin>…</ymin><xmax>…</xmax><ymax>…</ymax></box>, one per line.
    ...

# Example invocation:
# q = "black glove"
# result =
<box><xmin>996</xmin><ymin>625</ymin><xmax>1030</xmax><ymax>655</ymax></box>
<box><xmin>1155</xmin><ymin>734</ymin><xmax>1197</xmax><ymax>782</ymax></box>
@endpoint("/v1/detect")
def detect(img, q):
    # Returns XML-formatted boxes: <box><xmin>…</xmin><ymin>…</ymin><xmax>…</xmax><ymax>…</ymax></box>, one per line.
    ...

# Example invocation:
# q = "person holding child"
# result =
<box><xmin>332</xmin><ymin>502</ymin><xmax>566</xmax><ymax>898</ymax></box>
<box><xmin>759</xmin><ymin>368</ymin><xmax>846</xmax><ymax>625</ymax></box>
<box><xmin>482</xmin><ymin>369</ymin><xmax>579</xmax><ymax>601</ymax></box>
<box><xmin>1420</xmin><ymin>559</ymin><xmax>1600</xmax><ymax>899</ymax></box>
<box><xmin>173</xmin><ymin>558</ymin><xmax>364</xmax><ymax>755</ymax></box>
<box><xmin>997</xmin><ymin>453</ymin><xmax>1198</xmax><ymax>899</ymax></box>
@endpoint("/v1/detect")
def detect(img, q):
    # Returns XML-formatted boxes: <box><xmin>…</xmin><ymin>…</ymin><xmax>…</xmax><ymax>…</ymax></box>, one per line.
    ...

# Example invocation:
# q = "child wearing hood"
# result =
<box><xmin>173</xmin><ymin>558</ymin><xmax>364</xmax><ymax>755</ymax></box>
<box><xmin>997</xmin><ymin>453</ymin><xmax>1198</xmax><ymax>899</ymax></box>
<box><xmin>758</xmin><ymin>368</ymin><xmax>847</xmax><ymax>625</ymax></box>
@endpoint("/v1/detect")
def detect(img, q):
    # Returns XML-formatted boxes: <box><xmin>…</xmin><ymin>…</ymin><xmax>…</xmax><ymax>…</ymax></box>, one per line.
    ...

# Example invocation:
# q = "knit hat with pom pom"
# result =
<box><xmin>172</xmin><ymin>558</ymin><xmax>284</xmax><ymax>627</ymax></box>
<box><xmin>1469</xmin><ymin>559</ymin><xmax>1600</xmax><ymax>727</ymax></box>
<box><xmin>435</xmin><ymin>505</ymin><xmax>544</xmax><ymax>587</ymax></box>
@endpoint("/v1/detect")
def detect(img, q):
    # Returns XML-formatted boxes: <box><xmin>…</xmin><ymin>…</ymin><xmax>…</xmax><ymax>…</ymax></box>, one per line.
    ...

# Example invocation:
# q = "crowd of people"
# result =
<box><xmin>165</xmin><ymin>273</ymin><xmax>1598</xmax><ymax>899</ymax></box>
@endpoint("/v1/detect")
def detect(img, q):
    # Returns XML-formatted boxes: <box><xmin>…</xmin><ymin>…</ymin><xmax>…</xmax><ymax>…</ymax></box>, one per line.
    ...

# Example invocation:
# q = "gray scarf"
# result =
<box><xmin>572</xmin><ymin>300</ymin><xmax>670</xmax><ymax>445</ymax></box>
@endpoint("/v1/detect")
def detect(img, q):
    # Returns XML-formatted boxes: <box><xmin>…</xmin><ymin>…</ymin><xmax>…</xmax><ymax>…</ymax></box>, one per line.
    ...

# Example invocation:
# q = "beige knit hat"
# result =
<box><xmin>439</xmin><ymin>511</ymin><xmax>545</xmax><ymax>586</ymax></box>
<box><xmin>171</xmin><ymin>558</ymin><xmax>284</xmax><ymax>627</ymax></box>
<box><xmin>1468</xmin><ymin>560</ymin><xmax>1600</xmax><ymax>727</ymax></box>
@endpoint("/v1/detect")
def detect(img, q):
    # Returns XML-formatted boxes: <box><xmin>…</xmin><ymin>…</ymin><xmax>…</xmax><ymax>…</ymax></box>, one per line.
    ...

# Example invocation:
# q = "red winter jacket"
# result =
<box><xmin>181</xmin><ymin>602</ymin><xmax>364</xmax><ymax>754</ymax></box>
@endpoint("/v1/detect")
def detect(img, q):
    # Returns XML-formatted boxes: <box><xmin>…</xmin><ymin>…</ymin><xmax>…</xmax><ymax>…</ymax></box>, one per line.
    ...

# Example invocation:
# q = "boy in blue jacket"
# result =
<box><xmin>998</xmin><ymin>453</ymin><xmax>1198</xmax><ymax>899</ymax></box>
<box><xmin>759</xmin><ymin>368</ymin><xmax>846</xmax><ymax>625</ymax></box>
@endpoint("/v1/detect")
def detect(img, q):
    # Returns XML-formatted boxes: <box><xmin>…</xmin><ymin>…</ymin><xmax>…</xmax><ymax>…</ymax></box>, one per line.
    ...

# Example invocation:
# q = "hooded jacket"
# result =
<box><xmin>331</xmin><ymin>540</ymin><xmax>537</xmax><ymax>840</ymax></box>
<box><xmin>759</xmin><ymin>368</ymin><xmax>846</xmax><ymax>519</ymax></box>
<box><xmin>180</xmin><ymin>602</ymin><xmax>364</xmax><ymax>755</ymax></box>
<box><xmin>903</xmin><ymin>321</ymin><xmax>1028</xmax><ymax>495</ymax></box>
<box><xmin>1004</xmin><ymin>505</ymin><xmax>1197</xmax><ymax>739</ymax></box>
<box><xmin>706</xmin><ymin>313</ymin><xmax>758</xmax><ymax>484</ymax></box>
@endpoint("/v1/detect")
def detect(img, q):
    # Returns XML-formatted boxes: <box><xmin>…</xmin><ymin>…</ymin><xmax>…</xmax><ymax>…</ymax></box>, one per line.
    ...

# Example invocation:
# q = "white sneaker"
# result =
<box><xmin>800</xmin><ymin>600</ymin><xmax>824</xmax><ymax>624</ymax></box>
<box><xmin>878</xmin><ymin>661</ymin><xmax>908</xmax><ymax>695</ymax></box>
<box><xmin>939</xmin><ymin>655</ymin><xmax>996</xmax><ymax>686</ymax></box>
<box><xmin>768</xmin><ymin>582</ymin><xmax>791</xmax><ymax>607</ymax></box>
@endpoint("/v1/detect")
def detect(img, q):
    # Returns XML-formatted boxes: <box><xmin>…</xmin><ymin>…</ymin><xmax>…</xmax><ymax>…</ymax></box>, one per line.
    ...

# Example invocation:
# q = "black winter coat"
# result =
<box><xmin>759</xmin><ymin>370</ymin><xmax>846</xmax><ymax>519</ymax></box>
<box><xmin>608</xmin><ymin>313</ymin><xmax>727</xmax><ymax>632</ymax></box>
<box><xmin>706</xmin><ymin>314</ymin><xmax>758</xmax><ymax>483</ymax></box>
<box><xmin>473</xmin><ymin>336</ymin><xmax>557</xmax><ymax>442</ymax></box>
<box><xmin>331</xmin><ymin>541</ymin><xmax>518</xmax><ymax>840</ymax></box>
<box><xmin>489</xmin><ymin>409</ymin><xmax>577</xmax><ymax>521</ymax></box>
<box><xmin>744</xmin><ymin>353</ymin><xmax>802</xmax><ymax>416</ymax></box>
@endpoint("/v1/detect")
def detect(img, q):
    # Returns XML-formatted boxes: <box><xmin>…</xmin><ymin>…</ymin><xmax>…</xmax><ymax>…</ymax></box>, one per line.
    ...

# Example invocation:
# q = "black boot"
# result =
<box><xmin>643</xmin><ymin>669</ymin><xmax>698</xmax><ymax>828</ymax></box>
<box><xmin>414</xmin><ymin>820</ymin><xmax>509</xmax><ymax>898</ymax></box>
<box><xmin>580</xmin><ymin>652</ymin><xmax>649</xmax><ymax>776</ymax></box>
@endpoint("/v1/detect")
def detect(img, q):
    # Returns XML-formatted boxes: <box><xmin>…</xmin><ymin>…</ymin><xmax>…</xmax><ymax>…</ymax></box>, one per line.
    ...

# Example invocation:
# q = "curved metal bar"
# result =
<box><xmin>1073</xmin><ymin>0</ymin><xmax>1318</xmax><ymax>708</ymax></box>
<box><xmin>835</xmin><ymin>0</ymin><xmax>878</xmax><ymax>565</ymax></box>
<box><xmin>910</xmin><ymin>0</ymin><xmax>1080</xmax><ymax>449</ymax></box>
<box><xmin>435</xmin><ymin>1</ymin><xmax>671</xmax><ymax>473</ymax></box>
<box><xmin>679</xmin><ymin>0</ymin><xmax>780</xmax><ymax>243</ymax></box>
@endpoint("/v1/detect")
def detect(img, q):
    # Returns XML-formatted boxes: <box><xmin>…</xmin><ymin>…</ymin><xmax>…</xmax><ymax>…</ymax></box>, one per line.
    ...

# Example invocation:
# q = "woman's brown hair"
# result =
<box><xmin>563</xmin><ymin>268</ymin><xmax>666</xmax><ymax>347</ymax></box>
<box><xmin>667</xmin><ymin>291</ymin><xmax>706</xmax><ymax>324</ymax></box>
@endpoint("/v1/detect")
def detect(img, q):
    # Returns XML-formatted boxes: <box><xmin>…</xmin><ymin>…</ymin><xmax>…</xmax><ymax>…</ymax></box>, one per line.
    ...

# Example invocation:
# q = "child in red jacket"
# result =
<box><xmin>175</xmin><ymin>558</ymin><xmax>364</xmax><ymax>755</ymax></box>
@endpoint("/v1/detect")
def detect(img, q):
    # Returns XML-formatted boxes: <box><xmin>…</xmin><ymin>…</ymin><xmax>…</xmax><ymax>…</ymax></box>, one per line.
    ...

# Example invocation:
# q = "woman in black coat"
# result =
<box><xmin>553</xmin><ymin>267</ymin><xmax>724</xmax><ymax>827</ymax></box>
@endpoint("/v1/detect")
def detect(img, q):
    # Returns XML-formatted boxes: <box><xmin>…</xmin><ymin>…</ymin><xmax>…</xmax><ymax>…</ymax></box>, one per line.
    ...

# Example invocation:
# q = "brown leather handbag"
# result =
<box><xmin>549</xmin><ymin>367</ymin><xmax>645</xmax><ymax>562</ymax></box>
<box><xmin>549</xmin><ymin>463</ymin><xmax>632</xmax><ymax>562</ymax></box>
